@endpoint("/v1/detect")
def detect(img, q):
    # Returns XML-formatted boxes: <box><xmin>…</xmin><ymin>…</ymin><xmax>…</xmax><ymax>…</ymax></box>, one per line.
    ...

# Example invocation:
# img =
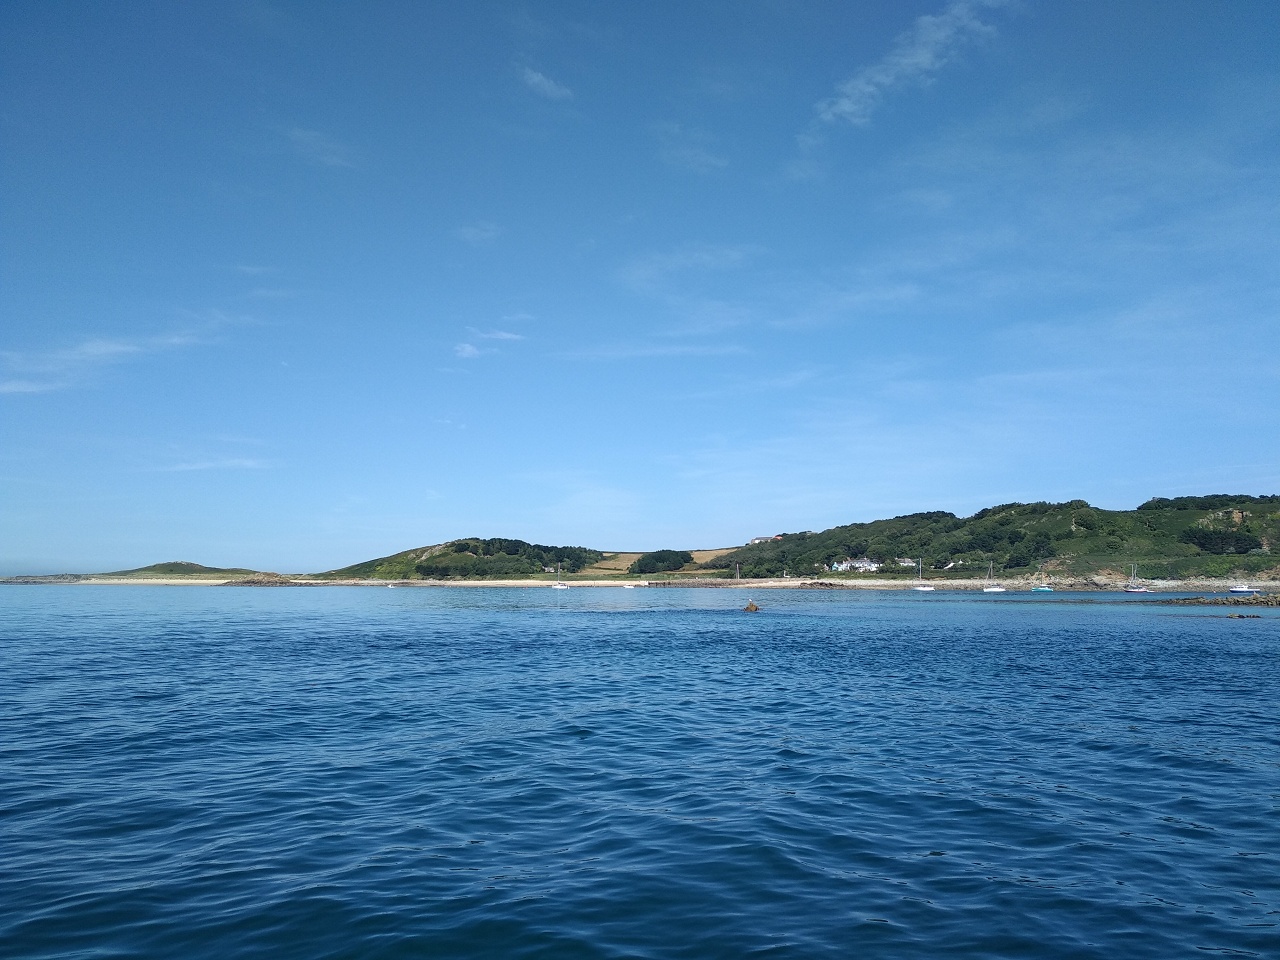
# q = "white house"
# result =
<box><xmin>831</xmin><ymin>557</ymin><xmax>881</xmax><ymax>573</ymax></box>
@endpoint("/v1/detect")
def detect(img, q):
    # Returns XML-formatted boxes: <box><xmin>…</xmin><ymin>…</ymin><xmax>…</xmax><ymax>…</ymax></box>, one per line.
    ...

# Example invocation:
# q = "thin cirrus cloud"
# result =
<box><xmin>521</xmin><ymin>67</ymin><xmax>574</xmax><ymax>100</ymax></box>
<box><xmin>0</xmin><ymin>333</ymin><xmax>201</xmax><ymax>394</ymax></box>
<box><xmin>162</xmin><ymin>458</ymin><xmax>273</xmax><ymax>472</ymax></box>
<box><xmin>816</xmin><ymin>0</ymin><xmax>1009</xmax><ymax>126</ymax></box>
<box><xmin>653</xmin><ymin>123</ymin><xmax>728</xmax><ymax>173</ymax></box>
<box><xmin>621</xmin><ymin>244</ymin><xmax>759</xmax><ymax>294</ymax></box>
<box><xmin>285</xmin><ymin>126</ymin><xmax>354</xmax><ymax>167</ymax></box>
<box><xmin>455</xmin><ymin>327</ymin><xmax>525</xmax><ymax>359</ymax></box>
<box><xmin>563</xmin><ymin>342</ymin><xmax>748</xmax><ymax>362</ymax></box>
<box><xmin>455</xmin><ymin>221</ymin><xmax>503</xmax><ymax>244</ymax></box>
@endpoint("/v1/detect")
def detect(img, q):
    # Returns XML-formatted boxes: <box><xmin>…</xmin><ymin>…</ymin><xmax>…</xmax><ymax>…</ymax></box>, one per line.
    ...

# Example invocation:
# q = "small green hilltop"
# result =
<box><xmin>104</xmin><ymin>561</ymin><xmax>259</xmax><ymax>578</ymax></box>
<box><xmin>315</xmin><ymin>538</ymin><xmax>605</xmax><ymax>580</ymax></box>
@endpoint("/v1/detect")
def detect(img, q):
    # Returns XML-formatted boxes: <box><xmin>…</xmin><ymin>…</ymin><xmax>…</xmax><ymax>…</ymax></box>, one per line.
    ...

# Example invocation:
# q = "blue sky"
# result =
<box><xmin>3</xmin><ymin>0</ymin><xmax>1278</xmax><ymax>574</ymax></box>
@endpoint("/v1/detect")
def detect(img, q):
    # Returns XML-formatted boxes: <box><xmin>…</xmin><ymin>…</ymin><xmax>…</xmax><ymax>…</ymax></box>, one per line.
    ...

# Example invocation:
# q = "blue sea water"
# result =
<box><xmin>1</xmin><ymin>586</ymin><xmax>1277</xmax><ymax>959</ymax></box>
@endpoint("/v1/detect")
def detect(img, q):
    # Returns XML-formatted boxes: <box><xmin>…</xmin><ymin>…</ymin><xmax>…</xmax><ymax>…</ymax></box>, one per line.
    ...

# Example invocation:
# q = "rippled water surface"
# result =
<box><xmin>2</xmin><ymin>586</ymin><xmax>1278</xmax><ymax>958</ymax></box>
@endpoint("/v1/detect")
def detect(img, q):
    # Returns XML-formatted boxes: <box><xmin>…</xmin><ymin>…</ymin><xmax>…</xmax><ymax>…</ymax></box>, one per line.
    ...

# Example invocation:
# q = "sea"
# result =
<box><xmin>2</xmin><ymin>585</ymin><xmax>1277</xmax><ymax>959</ymax></box>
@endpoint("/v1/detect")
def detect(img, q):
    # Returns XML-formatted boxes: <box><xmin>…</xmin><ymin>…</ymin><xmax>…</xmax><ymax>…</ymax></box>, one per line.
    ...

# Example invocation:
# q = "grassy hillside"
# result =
<box><xmin>705</xmin><ymin>495</ymin><xmax>1280</xmax><ymax>579</ymax></box>
<box><xmin>316</xmin><ymin>538</ymin><xmax>605</xmax><ymax>580</ymax></box>
<box><xmin>103</xmin><ymin>561</ymin><xmax>258</xmax><ymax>578</ymax></box>
<box><xmin>98</xmin><ymin>495</ymin><xmax>1273</xmax><ymax>583</ymax></box>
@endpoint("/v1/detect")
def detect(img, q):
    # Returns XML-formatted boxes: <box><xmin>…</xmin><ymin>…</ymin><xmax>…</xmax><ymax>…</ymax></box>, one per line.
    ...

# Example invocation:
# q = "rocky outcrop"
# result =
<box><xmin>223</xmin><ymin>572</ymin><xmax>303</xmax><ymax>587</ymax></box>
<box><xmin>1163</xmin><ymin>593</ymin><xmax>1280</xmax><ymax>606</ymax></box>
<box><xmin>0</xmin><ymin>574</ymin><xmax>85</xmax><ymax>583</ymax></box>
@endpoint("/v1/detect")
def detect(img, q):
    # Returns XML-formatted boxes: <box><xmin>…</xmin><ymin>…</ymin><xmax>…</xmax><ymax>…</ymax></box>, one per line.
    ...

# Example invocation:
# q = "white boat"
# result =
<box><xmin>982</xmin><ymin>561</ymin><xmax>1006</xmax><ymax>593</ymax></box>
<box><xmin>1031</xmin><ymin>585</ymin><xmax>1053</xmax><ymax>592</ymax></box>
<box><xmin>911</xmin><ymin>559</ymin><xmax>935</xmax><ymax>591</ymax></box>
<box><xmin>551</xmin><ymin>562</ymin><xmax>570</xmax><ymax>589</ymax></box>
<box><xmin>1123</xmin><ymin>563</ymin><xmax>1150</xmax><ymax>593</ymax></box>
<box><xmin>1229</xmin><ymin>584</ymin><xmax>1257</xmax><ymax>594</ymax></box>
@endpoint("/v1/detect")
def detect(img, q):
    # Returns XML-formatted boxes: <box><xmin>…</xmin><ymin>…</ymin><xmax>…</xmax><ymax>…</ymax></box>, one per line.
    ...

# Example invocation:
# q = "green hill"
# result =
<box><xmin>80</xmin><ymin>495</ymin><xmax>1280</xmax><ymax>583</ymax></box>
<box><xmin>103</xmin><ymin>561</ymin><xmax>258</xmax><ymax>577</ymax></box>
<box><xmin>316</xmin><ymin>538</ymin><xmax>605</xmax><ymax>580</ymax></box>
<box><xmin>705</xmin><ymin>495</ymin><xmax>1280</xmax><ymax>580</ymax></box>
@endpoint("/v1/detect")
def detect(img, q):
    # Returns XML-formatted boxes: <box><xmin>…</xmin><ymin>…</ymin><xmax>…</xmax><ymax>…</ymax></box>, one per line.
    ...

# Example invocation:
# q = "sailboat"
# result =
<box><xmin>911</xmin><ymin>559</ymin><xmax>935</xmax><ymax>591</ymax></box>
<box><xmin>1030</xmin><ymin>560</ymin><xmax>1053</xmax><ymax>591</ymax></box>
<box><xmin>551</xmin><ymin>562</ymin><xmax>569</xmax><ymax>589</ymax></box>
<box><xmin>1123</xmin><ymin>563</ymin><xmax>1150</xmax><ymax>593</ymax></box>
<box><xmin>982</xmin><ymin>561</ymin><xmax>1006</xmax><ymax>593</ymax></box>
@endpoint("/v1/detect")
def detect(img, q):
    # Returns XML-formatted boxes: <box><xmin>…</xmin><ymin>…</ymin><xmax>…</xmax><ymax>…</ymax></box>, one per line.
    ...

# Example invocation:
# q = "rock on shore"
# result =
<box><xmin>1162</xmin><ymin>593</ymin><xmax>1280</xmax><ymax>606</ymax></box>
<box><xmin>222</xmin><ymin>572</ymin><xmax>304</xmax><ymax>586</ymax></box>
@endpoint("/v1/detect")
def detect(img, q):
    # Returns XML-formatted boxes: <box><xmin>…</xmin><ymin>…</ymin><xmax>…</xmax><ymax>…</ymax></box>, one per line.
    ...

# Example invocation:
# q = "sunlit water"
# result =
<box><xmin>2</xmin><ymin>586</ymin><xmax>1277</xmax><ymax>959</ymax></box>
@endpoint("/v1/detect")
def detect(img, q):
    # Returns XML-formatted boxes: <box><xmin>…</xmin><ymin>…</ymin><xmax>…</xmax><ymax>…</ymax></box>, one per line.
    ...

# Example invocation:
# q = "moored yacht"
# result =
<box><xmin>1123</xmin><ymin>563</ymin><xmax>1150</xmax><ymax>593</ymax></box>
<box><xmin>982</xmin><ymin>561</ymin><xmax>1006</xmax><ymax>593</ymax></box>
<box><xmin>911</xmin><ymin>559</ymin><xmax>935</xmax><ymax>591</ymax></box>
<box><xmin>551</xmin><ymin>562</ymin><xmax>570</xmax><ymax>589</ymax></box>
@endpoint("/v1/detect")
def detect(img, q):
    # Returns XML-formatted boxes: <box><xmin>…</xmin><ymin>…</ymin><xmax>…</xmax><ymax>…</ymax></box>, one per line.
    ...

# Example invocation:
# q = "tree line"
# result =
<box><xmin>414</xmin><ymin>539</ymin><xmax>603</xmax><ymax>578</ymax></box>
<box><xmin>704</xmin><ymin>498</ymin><xmax>1276</xmax><ymax>578</ymax></box>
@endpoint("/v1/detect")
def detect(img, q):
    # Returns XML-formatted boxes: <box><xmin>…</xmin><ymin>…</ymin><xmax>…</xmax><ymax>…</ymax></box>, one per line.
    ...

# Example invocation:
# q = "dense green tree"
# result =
<box><xmin>628</xmin><ymin>550</ymin><xmax>693</xmax><ymax>574</ymax></box>
<box><xmin>413</xmin><ymin>539</ymin><xmax>604</xmax><ymax>578</ymax></box>
<box><xmin>1178</xmin><ymin>528</ymin><xmax>1263</xmax><ymax>554</ymax></box>
<box><xmin>1140</xmin><ymin>494</ymin><xmax>1280</xmax><ymax>511</ymax></box>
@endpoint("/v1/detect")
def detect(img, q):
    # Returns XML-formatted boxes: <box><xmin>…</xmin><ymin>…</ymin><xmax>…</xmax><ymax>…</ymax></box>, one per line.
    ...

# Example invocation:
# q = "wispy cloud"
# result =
<box><xmin>611</xmin><ymin>244</ymin><xmax>766</xmax><ymax>344</ymax></box>
<box><xmin>453</xmin><ymin>320</ymin><xmax>529</xmax><ymax>360</ymax></box>
<box><xmin>521</xmin><ymin>67</ymin><xmax>574</xmax><ymax>100</ymax></box>
<box><xmin>469</xmin><ymin>328</ymin><xmax>525</xmax><ymax>341</ymax></box>
<box><xmin>162</xmin><ymin>458</ymin><xmax>273</xmax><ymax>472</ymax></box>
<box><xmin>286</xmin><ymin>126</ymin><xmax>354</xmax><ymax>167</ymax></box>
<box><xmin>816</xmin><ymin>0</ymin><xmax>1009</xmax><ymax>126</ymax></box>
<box><xmin>621</xmin><ymin>244</ymin><xmax>759</xmax><ymax>294</ymax></box>
<box><xmin>0</xmin><ymin>333</ymin><xmax>203</xmax><ymax>394</ymax></box>
<box><xmin>564</xmin><ymin>343</ymin><xmax>748</xmax><ymax>362</ymax></box>
<box><xmin>653</xmin><ymin>122</ymin><xmax>728</xmax><ymax>173</ymax></box>
<box><xmin>455</xmin><ymin>221</ymin><xmax>503</xmax><ymax>244</ymax></box>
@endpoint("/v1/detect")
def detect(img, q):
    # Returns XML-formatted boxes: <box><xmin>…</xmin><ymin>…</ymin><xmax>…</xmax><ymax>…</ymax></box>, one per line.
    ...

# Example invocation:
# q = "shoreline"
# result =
<box><xmin>2</xmin><ymin>575</ymin><xmax>1275</xmax><ymax>593</ymax></box>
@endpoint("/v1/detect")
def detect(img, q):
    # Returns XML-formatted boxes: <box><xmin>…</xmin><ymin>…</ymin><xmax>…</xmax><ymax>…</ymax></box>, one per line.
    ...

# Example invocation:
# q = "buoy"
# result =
<box><xmin>744</xmin><ymin>601</ymin><xmax>759</xmax><ymax>612</ymax></box>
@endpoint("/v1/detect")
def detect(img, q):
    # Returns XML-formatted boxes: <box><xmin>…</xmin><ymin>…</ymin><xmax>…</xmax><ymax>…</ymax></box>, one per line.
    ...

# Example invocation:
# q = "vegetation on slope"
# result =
<box><xmin>628</xmin><ymin>550</ymin><xmax>694</xmax><ymax>574</ymax></box>
<box><xmin>104</xmin><ymin>561</ymin><xmax>257</xmax><ymax>577</ymax></box>
<box><xmin>317</xmin><ymin>539</ymin><xmax>604</xmax><ymax>580</ymax></box>
<box><xmin>704</xmin><ymin>496</ymin><xmax>1280</xmax><ymax>579</ymax></box>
